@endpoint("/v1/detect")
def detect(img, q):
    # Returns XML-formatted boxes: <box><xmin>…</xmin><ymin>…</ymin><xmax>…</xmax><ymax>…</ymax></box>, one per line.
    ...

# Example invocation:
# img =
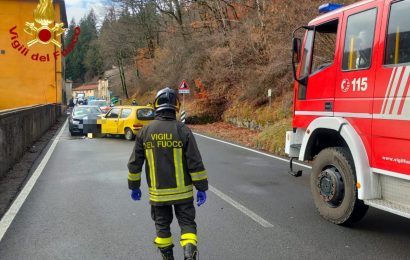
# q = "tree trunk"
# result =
<box><xmin>173</xmin><ymin>0</ymin><xmax>183</xmax><ymax>26</ymax></box>
<box><xmin>117</xmin><ymin>57</ymin><xmax>129</xmax><ymax>99</ymax></box>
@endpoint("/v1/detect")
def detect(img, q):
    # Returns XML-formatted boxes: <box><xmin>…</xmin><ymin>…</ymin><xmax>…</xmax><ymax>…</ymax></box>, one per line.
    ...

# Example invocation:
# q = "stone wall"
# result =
<box><xmin>226</xmin><ymin>117</ymin><xmax>269</xmax><ymax>130</ymax></box>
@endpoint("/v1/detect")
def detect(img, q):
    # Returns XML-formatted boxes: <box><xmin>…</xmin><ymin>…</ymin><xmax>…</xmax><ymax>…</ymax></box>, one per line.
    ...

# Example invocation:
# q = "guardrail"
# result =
<box><xmin>0</xmin><ymin>104</ymin><xmax>63</xmax><ymax>177</ymax></box>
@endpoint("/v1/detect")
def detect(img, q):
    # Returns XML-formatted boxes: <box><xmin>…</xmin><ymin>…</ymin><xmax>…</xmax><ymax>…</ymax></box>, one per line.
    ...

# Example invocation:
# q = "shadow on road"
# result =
<box><xmin>348</xmin><ymin>208</ymin><xmax>410</xmax><ymax>238</ymax></box>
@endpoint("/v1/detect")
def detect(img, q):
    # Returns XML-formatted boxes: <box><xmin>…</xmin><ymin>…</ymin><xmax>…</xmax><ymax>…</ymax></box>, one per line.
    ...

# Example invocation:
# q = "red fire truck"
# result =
<box><xmin>286</xmin><ymin>0</ymin><xmax>410</xmax><ymax>224</ymax></box>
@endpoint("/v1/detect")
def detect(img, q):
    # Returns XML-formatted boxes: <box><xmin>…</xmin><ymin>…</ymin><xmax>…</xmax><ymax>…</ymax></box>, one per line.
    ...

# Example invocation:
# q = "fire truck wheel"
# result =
<box><xmin>124</xmin><ymin>128</ymin><xmax>135</xmax><ymax>141</ymax></box>
<box><xmin>311</xmin><ymin>147</ymin><xmax>368</xmax><ymax>225</ymax></box>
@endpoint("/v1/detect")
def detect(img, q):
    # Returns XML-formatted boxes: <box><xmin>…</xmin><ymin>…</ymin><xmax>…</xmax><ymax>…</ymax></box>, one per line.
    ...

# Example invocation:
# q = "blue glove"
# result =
<box><xmin>196</xmin><ymin>191</ymin><xmax>206</xmax><ymax>207</ymax></box>
<box><xmin>131</xmin><ymin>189</ymin><xmax>141</xmax><ymax>201</ymax></box>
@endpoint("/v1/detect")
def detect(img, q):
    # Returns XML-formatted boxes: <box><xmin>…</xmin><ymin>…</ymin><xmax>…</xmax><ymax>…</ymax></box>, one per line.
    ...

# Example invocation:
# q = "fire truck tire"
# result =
<box><xmin>124</xmin><ymin>128</ymin><xmax>135</xmax><ymax>141</ymax></box>
<box><xmin>311</xmin><ymin>147</ymin><xmax>368</xmax><ymax>225</ymax></box>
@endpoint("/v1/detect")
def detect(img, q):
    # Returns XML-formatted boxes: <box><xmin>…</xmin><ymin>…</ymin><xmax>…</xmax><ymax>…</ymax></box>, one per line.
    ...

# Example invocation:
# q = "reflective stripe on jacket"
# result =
<box><xmin>128</xmin><ymin>112</ymin><xmax>208</xmax><ymax>206</ymax></box>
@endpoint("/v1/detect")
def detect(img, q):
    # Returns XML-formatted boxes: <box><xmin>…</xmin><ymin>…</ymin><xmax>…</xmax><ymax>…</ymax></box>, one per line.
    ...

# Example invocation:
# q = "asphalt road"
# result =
<box><xmin>0</xmin><ymin>121</ymin><xmax>410</xmax><ymax>260</ymax></box>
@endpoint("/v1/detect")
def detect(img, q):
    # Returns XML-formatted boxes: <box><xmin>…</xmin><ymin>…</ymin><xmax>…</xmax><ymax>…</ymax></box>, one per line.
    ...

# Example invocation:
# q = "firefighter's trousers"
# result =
<box><xmin>151</xmin><ymin>202</ymin><xmax>198</xmax><ymax>248</ymax></box>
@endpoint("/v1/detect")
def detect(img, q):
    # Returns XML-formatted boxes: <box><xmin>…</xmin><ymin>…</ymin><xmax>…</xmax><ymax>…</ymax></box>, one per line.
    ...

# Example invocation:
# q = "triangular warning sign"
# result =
<box><xmin>179</xmin><ymin>79</ymin><xmax>189</xmax><ymax>90</ymax></box>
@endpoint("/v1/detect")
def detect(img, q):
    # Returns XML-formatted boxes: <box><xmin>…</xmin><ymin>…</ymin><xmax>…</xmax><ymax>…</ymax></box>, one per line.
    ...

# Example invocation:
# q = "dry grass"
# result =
<box><xmin>254</xmin><ymin>117</ymin><xmax>292</xmax><ymax>155</ymax></box>
<box><xmin>188</xmin><ymin>116</ymin><xmax>291</xmax><ymax>156</ymax></box>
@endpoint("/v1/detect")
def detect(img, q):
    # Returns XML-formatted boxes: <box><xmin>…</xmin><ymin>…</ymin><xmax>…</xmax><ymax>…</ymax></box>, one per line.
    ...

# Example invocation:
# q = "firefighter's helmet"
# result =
<box><xmin>154</xmin><ymin>87</ymin><xmax>180</xmax><ymax>112</ymax></box>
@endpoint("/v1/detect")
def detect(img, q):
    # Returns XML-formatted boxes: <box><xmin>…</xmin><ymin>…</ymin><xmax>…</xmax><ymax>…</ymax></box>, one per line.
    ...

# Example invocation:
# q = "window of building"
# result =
<box><xmin>385</xmin><ymin>0</ymin><xmax>410</xmax><ymax>65</ymax></box>
<box><xmin>121</xmin><ymin>109</ymin><xmax>132</xmax><ymax>118</ymax></box>
<box><xmin>342</xmin><ymin>8</ymin><xmax>377</xmax><ymax>71</ymax></box>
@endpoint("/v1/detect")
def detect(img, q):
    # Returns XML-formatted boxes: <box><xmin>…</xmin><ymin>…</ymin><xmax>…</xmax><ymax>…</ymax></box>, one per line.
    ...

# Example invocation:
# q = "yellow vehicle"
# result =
<box><xmin>98</xmin><ymin>106</ymin><xmax>155</xmax><ymax>140</ymax></box>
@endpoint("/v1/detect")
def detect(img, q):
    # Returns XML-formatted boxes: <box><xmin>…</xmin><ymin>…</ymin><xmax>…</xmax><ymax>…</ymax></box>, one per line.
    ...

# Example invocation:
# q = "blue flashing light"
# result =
<box><xmin>319</xmin><ymin>3</ymin><xmax>344</xmax><ymax>14</ymax></box>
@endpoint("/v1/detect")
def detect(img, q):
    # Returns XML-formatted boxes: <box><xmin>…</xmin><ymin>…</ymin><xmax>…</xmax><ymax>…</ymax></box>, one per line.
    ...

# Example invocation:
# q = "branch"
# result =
<box><xmin>154</xmin><ymin>2</ymin><xmax>180</xmax><ymax>23</ymax></box>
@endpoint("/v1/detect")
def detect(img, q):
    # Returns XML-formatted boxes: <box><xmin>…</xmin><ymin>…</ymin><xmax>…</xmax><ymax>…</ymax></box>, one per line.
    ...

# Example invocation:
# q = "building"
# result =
<box><xmin>97</xmin><ymin>68</ymin><xmax>121</xmax><ymax>102</ymax></box>
<box><xmin>72</xmin><ymin>84</ymin><xmax>98</xmax><ymax>99</ymax></box>
<box><xmin>97</xmin><ymin>78</ymin><xmax>109</xmax><ymax>101</ymax></box>
<box><xmin>0</xmin><ymin>0</ymin><xmax>67</xmax><ymax>110</ymax></box>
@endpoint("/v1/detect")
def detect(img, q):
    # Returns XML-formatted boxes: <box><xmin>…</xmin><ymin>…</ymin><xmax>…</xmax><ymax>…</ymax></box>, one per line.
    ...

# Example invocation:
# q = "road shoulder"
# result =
<box><xmin>188</xmin><ymin>122</ymin><xmax>261</xmax><ymax>149</ymax></box>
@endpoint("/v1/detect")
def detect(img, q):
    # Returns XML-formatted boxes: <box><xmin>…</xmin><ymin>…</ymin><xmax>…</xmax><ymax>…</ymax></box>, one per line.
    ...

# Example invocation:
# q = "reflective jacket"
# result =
<box><xmin>127</xmin><ymin>111</ymin><xmax>208</xmax><ymax>206</ymax></box>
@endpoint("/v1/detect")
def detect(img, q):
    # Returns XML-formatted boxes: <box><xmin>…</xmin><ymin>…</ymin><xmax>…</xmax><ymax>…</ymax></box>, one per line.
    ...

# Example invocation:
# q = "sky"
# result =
<box><xmin>65</xmin><ymin>0</ymin><xmax>108</xmax><ymax>25</ymax></box>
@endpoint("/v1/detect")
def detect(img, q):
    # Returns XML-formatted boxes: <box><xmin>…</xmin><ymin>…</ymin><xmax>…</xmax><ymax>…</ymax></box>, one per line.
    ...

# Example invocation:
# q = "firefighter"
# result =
<box><xmin>127</xmin><ymin>87</ymin><xmax>208</xmax><ymax>260</ymax></box>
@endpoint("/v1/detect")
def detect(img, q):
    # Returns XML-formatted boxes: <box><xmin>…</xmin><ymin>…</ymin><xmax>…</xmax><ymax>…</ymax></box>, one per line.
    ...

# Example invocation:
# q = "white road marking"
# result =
<box><xmin>209</xmin><ymin>186</ymin><xmax>274</xmax><ymax>228</ymax></box>
<box><xmin>194</xmin><ymin>133</ymin><xmax>311</xmax><ymax>169</ymax></box>
<box><xmin>0</xmin><ymin>119</ymin><xmax>68</xmax><ymax>242</ymax></box>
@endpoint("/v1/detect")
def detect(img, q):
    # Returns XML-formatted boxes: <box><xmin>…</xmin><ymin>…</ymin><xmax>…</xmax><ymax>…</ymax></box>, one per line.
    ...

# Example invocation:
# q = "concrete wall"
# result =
<box><xmin>0</xmin><ymin>104</ymin><xmax>61</xmax><ymax>177</ymax></box>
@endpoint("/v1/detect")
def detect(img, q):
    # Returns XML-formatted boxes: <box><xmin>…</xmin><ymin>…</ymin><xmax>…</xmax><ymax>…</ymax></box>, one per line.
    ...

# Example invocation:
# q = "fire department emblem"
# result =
<box><xmin>341</xmin><ymin>79</ymin><xmax>350</xmax><ymax>93</ymax></box>
<box><xmin>23</xmin><ymin>0</ymin><xmax>65</xmax><ymax>48</ymax></box>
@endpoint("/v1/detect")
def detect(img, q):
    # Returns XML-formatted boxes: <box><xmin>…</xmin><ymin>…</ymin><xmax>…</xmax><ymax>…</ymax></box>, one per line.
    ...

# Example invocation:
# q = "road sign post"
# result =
<box><xmin>178</xmin><ymin>80</ymin><xmax>190</xmax><ymax>122</ymax></box>
<box><xmin>181</xmin><ymin>110</ymin><xmax>187</xmax><ymax>124</ymax></box>
<box><xmin>268</xmin><ymin>88</ymin><xmax>272</xmax><ymax>108</ymax></box>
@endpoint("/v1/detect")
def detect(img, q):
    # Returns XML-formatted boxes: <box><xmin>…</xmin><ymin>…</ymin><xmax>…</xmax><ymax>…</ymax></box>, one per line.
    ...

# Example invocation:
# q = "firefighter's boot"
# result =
<box><xmin>159</xmin><ymin>245</ymin><xmax>174</xmax><ymax>260</ymax></box>
<box><xmin>183</xmin><ymin>243</ymin><xmax>198</xmax><ymax>260</ymax></box>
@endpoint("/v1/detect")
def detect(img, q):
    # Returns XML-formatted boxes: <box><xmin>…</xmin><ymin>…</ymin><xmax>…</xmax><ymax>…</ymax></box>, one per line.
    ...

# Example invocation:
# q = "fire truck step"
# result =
<box><xmin>288</xmin><ymin>157</ymin><xmax>302</xmax><ymax>177</ymax></box>
<box><xmin>364</xmin><ymin>199</ymin><xmax>410</xmax><ymax>219</ymax></box>
<box><xmin>290</xmin><ymin>144</ymin><xmax>301</xmax><ymax>149</ymax></box>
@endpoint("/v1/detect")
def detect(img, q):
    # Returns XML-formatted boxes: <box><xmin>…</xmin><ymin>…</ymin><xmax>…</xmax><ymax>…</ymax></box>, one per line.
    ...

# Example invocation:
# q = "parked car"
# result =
<box><xmin>76</xmin><ymin>98</ymin><xmax>87</xmax><ymax>105</ymax></box>
<box><xmin>69</xmin><ymin>105</ymin><xmax>102</xmax><ymax>136</ymax></box>
<box><xmin>88</xmin><ymin>99</ymin><xmax>110</xmax><ymax>113</ymax></box>
<box><xmin>98</xmin><ymin>105</ymin><xmax>155</xmax><ymax>140</ymax></box>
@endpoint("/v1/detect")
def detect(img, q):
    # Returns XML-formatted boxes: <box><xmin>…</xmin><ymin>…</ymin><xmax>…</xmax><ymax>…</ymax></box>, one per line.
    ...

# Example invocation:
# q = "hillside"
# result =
<box><xmin>66</xmin><ymin>0</ymin><xmax>356</xmax><ymax>155</ymax></box>
<box><xmin>127</xmin><ymin>0</ymin><xmax>356</xmax><ymax>154</ymax></box>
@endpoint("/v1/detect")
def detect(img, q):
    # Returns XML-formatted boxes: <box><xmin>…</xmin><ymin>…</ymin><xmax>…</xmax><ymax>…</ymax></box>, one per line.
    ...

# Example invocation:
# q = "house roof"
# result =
<box><xmin>73</xmin><ymin>84</ymin><xmax>98</xmax><ymax>91</ymax></box>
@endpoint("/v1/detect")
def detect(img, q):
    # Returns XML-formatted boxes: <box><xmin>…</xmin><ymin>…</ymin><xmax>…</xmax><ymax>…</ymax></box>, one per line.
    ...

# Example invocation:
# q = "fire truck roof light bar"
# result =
<box><xmin>319</xmin><ymin>3</ymin><xmax>344</xmax><ymax>14</ymax></box>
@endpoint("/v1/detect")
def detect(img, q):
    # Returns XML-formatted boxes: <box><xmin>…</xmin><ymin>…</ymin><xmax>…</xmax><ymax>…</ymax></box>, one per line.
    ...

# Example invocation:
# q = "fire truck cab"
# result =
<box><xmin>286</xmin><ymin>0</ymin><xmax>410</xmax><ymax>224</ymax></box>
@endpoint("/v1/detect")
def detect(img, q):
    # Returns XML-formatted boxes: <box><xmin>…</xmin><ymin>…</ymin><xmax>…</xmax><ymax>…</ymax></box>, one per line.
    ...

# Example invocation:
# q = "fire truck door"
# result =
<box><xmin>372</xmin><ymin>0</ymin><xmax>410</xmax><ymax>176</ymax></box>
<box><xmin>294</xmin><ymin>18</ymin><xmax>340</xmax><ymax>124</ymax></box>
<box><xmin>335</xmin><ymin>3</ymin><xmax>382</xmax><ymax>158</ymax></box>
